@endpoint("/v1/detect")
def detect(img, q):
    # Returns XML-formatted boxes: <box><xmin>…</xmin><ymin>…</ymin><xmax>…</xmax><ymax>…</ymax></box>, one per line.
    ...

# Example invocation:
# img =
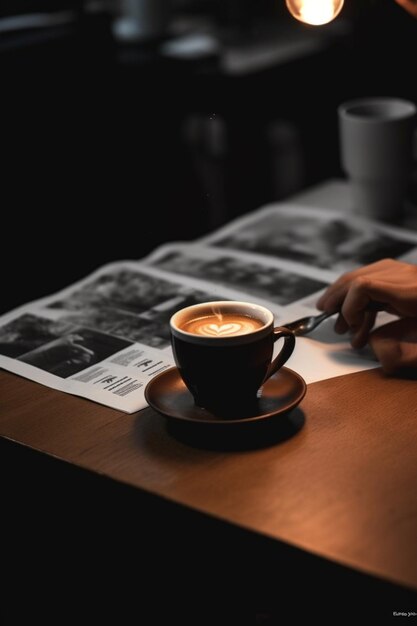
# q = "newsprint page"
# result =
<box><xmin>2</xmin><ymin>203</ymin><xmax>417</xmax><ymax>413</ymax></box>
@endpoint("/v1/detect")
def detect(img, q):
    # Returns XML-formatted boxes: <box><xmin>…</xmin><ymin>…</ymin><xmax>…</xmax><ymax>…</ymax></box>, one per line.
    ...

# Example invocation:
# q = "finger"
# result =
<box><xmin>316</xmin><ymin>271</ymin><xmax>361</xmax><ymax>311</ymax></box>
<box><xmin>369</xmin><ymin>318</ymin><xmax>417</xmax><ymax>374</ymax></box>
<box><xmin>350</xmin><ymin>310</ymin><xmax>377</xmax><ymax>349</ymax></box>
<box><xmin>340</xmin><ymin>277</ymin><xmax>404</xmax><ymax>329</ymax></box>
<box><xmin>316</xmin><ymin>259</ymin><xmax>398</xmax><ymax>311</ymax></box>
<box><xmin>318</xmin><ymin>260</ymin><xmax>417</xmax><ymax>316</ymax></box>
<box><xmin>340</xmin><ymin>278</ymin><xmax>374</xmax><ymax>330</ymax></box>
<box><xmin>334</xmin><ymin>312</ymin><xmax>349</xmax><ymax>334</ymax></box>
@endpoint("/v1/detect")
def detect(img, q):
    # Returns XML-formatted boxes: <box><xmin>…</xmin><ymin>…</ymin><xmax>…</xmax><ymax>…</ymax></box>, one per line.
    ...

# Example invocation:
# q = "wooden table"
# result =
<box><xmin>3</xmin><ymin>180</ymin><xmax>417</xmax><ymax>619</ymax></box>
<box><xmin>2</xmin><ymin>364</ymin><xmax>417</xmax><ymax>619</ymax></box>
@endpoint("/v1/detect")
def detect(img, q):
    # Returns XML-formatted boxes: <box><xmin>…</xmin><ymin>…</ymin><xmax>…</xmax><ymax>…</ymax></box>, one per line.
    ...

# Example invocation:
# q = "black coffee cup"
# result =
<box><xmin>170</xmin><ymin>300</ymin><xmax>295</xmax><ymax>416</ymax></box>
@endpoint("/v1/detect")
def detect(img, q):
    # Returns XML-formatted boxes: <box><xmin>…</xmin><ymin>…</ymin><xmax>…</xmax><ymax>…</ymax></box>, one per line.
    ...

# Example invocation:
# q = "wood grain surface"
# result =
<box><xmin>1</xmin><ymin>367</ymin><xmax>417</xmax><ymax>592</ymax></box>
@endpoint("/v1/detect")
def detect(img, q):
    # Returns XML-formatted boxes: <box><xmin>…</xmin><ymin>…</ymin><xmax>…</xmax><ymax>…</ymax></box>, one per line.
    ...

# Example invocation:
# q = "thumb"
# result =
<box><xmin>369</xmin><ymin>318</ymin><xmax>417</xmax><ymax>374</ymax></box>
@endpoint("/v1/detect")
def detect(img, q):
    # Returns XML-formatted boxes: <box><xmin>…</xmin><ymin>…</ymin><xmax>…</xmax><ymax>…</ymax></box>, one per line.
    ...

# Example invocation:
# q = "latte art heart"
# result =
<box><xmin>180</xmin><ymin>313</ymin><xmax>265</xmax><ymax>337</ymax></box>
<box><xmin>205</xmin><ymin>323</ymin><xmax>242</xmax><ymax>336</ymax></box>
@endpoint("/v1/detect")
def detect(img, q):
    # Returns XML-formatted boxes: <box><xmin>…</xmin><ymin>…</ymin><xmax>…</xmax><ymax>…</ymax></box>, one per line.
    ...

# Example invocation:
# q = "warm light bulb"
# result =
<box><xmin>285</xmin><ymin>0</ymin><xmax>344</xmax><ymax>25</ymax></box>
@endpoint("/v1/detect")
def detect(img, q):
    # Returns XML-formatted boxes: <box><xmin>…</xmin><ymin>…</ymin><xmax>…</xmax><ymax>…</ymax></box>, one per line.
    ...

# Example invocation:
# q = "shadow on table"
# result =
<box><xmin>137</xmin><ymin>406</ymin><xmax>305</xmax><ymax>452</ymax></box>
<box><xmin>166</xmin><ymin>406</ymin><xmax>305</xmax><ymax>451</ymax></box>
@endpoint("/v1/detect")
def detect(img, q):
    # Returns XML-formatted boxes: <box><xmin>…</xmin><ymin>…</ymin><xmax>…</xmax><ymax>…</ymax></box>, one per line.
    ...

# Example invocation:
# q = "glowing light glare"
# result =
<box><xmin>285</xmin><ymin>0</ymin><xmax>344</xmax><ymax>25</ymax></box>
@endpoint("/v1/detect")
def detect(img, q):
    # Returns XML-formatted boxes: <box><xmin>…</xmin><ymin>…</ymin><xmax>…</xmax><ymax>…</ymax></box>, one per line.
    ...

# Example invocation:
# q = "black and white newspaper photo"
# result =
<box><xmin>0</xmin><ymin>262</ymin><xmax>229</xmax><ymax>413</ymax></box>
<box><xmin>202</xmin><ymin>203</ymin><xmax>417</xmax><ymax>272</ymax></box>
<box><xmin>2</xmin><ymin>200</ymin><xmax>417</xmax><ymax>412</ymax></box>
<box><xmin>145</xmin><ymin>243</ymin><xmax>333</xmax><ymax>309</ymax></box>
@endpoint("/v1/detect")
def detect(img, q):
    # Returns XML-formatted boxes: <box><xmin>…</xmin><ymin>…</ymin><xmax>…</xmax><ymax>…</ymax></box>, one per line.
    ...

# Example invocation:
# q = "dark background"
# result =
<box><xmin>2</xmin><ymin>0</ymin><xmax>417</xmax><ymax>314</ymax></box>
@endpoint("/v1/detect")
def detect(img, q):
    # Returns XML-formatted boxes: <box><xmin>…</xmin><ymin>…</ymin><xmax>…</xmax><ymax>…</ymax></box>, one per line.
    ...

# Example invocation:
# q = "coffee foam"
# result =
<box><xmin>181</xmin><ymin>313</ymin><xmax>264</xmax><ymax>338</ymax></box>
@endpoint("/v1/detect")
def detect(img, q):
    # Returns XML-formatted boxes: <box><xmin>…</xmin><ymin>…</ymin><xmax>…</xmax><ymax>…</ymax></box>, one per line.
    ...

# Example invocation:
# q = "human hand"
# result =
<box><xmin>394</xmin><ymin>0</ymin><xmax>417</xmax><ymax>19</ymax></box>
<box><xmin>368</xmin><ymin>317</ymin><xmax>417</xmax><ymax>373</ymax></box>
<box><xmin>316</xmin><ymin>259</ymin><xmax>417</xmax><ymax>369</ymax></box>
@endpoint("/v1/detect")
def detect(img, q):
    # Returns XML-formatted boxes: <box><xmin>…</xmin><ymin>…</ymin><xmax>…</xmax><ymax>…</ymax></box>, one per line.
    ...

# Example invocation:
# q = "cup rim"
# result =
<box><xmin>338</xmin><ymin>97</ymin><xmax>417</xmax><ymax>122</ymax></box>
<box><xmin>170</xmin><ymin>300</ymin><xmax>274</xmax><ymax>345</ymax></box>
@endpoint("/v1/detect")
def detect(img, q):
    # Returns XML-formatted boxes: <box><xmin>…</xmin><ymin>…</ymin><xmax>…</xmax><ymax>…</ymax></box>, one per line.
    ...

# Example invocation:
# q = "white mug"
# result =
<box><xmin>338</xmin><ymin>97</ymin><xmax>416</xmax><ymax>221</ymax></box>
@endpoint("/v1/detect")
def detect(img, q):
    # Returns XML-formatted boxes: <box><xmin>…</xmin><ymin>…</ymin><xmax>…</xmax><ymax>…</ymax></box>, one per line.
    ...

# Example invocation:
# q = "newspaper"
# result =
<box><xmin>2</xmin><ymin>202</ymin><xmax>417</xmax><ymax>413</ymax></box>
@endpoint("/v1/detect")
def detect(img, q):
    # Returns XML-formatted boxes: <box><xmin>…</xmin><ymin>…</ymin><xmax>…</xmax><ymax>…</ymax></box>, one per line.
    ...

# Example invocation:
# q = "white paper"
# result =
<box><xmin>2</xmin><ymin>201</ymin><xmax>417</xmax><ymax>411</ymax></box>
